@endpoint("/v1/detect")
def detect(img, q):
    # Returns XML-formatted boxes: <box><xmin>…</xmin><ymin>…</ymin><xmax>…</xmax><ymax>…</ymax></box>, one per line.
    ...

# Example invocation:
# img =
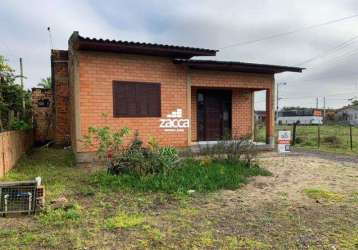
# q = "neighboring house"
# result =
<box><xmin>47</xmin><ymin>31</ymin><xmax>302</xmax><ymax>162</ymax></box>
<box><xmin>277</xmin><ymin>108</ymin><xmax>323</xmax><ymax>125</ymax></box>
<box><xmin>336</xmin><ymin>105</ymin><xmax>358</xmax><ymax>125</ymax></box>
<box><xmin>255</xmin><ymin>110</ymin><xmax>267</xmax><ymax>123</ymax></box>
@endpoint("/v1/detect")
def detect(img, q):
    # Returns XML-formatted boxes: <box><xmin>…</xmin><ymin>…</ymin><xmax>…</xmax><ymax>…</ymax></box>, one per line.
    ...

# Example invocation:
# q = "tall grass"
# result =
<box><xmin>91</xmin><ymin>159</ymin><xmax>271</xmax><ymax>194</ymax></box>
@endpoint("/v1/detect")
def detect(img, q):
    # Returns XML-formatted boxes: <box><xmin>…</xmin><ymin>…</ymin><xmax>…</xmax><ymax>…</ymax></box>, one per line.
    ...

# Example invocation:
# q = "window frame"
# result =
<box><xmin>112</xmin><ymin>81</ymin><xmax>161</xmax><ymax>118</ymax></box>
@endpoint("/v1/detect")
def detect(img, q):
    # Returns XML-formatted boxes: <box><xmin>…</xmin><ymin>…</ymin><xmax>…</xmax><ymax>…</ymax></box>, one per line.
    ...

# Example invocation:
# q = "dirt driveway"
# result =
<box><xmin>190</xmin><ymin>152</ymin><xmax>357</xmax><ymax>249</ymax></box>
<box><xmin>150</xmin><ymin>152</ymin><xmax>358</xmax><ymax>249</ymax></box>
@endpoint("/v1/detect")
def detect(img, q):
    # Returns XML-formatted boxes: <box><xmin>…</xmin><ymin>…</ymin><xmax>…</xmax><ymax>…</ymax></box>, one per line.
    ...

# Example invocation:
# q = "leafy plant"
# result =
<box><xmin>83</xmin><ymin>125</ymin><xmax>130</xmax><ymax>160</ymax></box>
<box><xmin>111</xmin><ymin>132</ymin><xmax>180</xmax><ymax>176</ymax></box>
<box><xmin>9</xmin><ymin>118</ymin><xmax>31</xmax><ymax>131</ymax></box>
<box><xmin>37</xmin><ymin>77</ymin><xmax>52</xmax><ymax>89</ymax></box>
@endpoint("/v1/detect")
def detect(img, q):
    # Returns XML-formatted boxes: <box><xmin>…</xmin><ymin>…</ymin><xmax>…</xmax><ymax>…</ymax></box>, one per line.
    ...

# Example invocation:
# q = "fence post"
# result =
<box><xmin>317</xmin><ymin>125</ymin><xmax>321</xmax><ymax>148</ymax></box>
<box><xmin>350</xmin><ymin>124</ymin><xmax>353</xmax><ymax>151</ymax></box>
<box><xmin>292</xmin><ymin>123</ymin><xmax>297</xmax><ymax>146</ymax></box>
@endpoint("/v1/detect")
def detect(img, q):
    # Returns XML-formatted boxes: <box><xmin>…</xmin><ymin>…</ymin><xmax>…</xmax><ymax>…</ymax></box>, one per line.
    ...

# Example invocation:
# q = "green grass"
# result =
<box><xmin>104</xmin><ymin>211</ymin><xmax>145</xmax><ymax>229</ymax></box>
<box><xmin>255</xmin><ymin>124</ymin><xmax>358</xmax><ymax>154</ymax></box>
<box><xmin>91</xmin><ymin>159</ymin><xmax>272</xmax><ymax>194</ymax></box>
<box><xmin>304</xmin><ymin>188</ymin><xmax>344</xmax><ymax>203</ymax></box>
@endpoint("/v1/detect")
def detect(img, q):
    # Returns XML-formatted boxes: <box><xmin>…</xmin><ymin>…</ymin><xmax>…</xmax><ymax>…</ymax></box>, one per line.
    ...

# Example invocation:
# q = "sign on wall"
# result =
<box><xmin>278</xmin><ymin>130</ymin><xmax>291</xmax><ymax>153</ymax></box>
<box><xmin>160</xmin><ymin>108</ymin><xmax>189</xmax><ymax>132</ymax></box>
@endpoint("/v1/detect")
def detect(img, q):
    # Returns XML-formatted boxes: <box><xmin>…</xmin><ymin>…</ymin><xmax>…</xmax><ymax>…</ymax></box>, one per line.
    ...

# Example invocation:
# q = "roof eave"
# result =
<box><xmin>173</xmin><ymin>59</ymin><xmax>304</xmax><ymax>74</ymax></box>
<box><xmin>69</xmin><ymin>31</ymin><xmax>217</xmax><ymax>58</ymax></box>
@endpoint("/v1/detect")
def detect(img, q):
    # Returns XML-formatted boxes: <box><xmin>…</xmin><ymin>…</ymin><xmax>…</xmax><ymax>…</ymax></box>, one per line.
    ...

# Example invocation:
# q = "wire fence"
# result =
<box><xmin>254</xmin><ymin>123</ymin><xmax>358</xmax><ymax>154</ymax></box>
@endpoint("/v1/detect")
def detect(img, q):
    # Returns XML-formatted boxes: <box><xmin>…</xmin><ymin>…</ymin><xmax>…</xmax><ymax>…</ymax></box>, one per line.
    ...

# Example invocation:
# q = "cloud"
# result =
<box><xmin>1</xmin><ymin>0</ymin><xmax>358</xmax><ymax>109</ymax></box>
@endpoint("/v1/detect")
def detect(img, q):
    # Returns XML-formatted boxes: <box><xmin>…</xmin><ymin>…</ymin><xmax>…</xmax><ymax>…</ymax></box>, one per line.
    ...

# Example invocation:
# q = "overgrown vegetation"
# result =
<box><xmin>0</xmin><ymin>55</ymin><xmax>32</xmax><ymax>131</ymax></box>
<box><xmin>91</xmin><ymin>158</ymin><xmax>271</xmax><ymax>194</ymax></box>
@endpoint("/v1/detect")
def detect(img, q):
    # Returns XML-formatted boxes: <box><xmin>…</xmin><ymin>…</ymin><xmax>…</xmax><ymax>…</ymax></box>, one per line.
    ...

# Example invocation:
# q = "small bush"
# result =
<box><xmin>110</xmin><ymin>132</ymin><xmax>180</xmax><ymax>176</ymax></box>
<box><xmin>323</xmin><ymin>136</ymin><xmax>342</xmax><ymax>146</ymax></box>
<box><xmin>294</xmin><ymin>137</ymin><xmax>303</xmax><ymax>144</ymax></box>
<box><xmin>9</xmin><ymin>119</ymin><xmax>31</xmax><ymax>131</ymax></box>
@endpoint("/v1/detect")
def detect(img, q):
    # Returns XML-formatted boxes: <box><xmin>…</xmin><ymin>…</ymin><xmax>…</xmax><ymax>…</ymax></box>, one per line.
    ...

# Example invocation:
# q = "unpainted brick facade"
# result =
<box><xmin>32</xmin><ymin>88</ymin><xmax>54</xmax><ymax>143</ymax></box>
<box><xmin>51</xmin><ymin>50</ymin><xmax>71</xmax><ymax>145</ymax></box>
<box><xmin>66</xmin><ymin>51</ymin><xmax>274</xmax><ymax>157</ymax></box>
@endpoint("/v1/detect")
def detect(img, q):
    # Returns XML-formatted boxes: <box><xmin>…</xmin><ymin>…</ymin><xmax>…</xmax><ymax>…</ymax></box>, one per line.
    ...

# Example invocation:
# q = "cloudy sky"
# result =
<box><xmin>1</xmin><ymin>0</ymin><xmax>358</xmax><ymax>110</ymax></box>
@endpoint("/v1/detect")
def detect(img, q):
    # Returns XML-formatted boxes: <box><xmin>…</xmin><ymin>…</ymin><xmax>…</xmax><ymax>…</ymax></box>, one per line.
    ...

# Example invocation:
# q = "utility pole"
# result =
<box><xmin>323</xmin><ymin>96</ymin><xmax>326</xmax><ymax>118</ymax></box>
<box><xmin>316</xmin><ymin>97</ymin><xmax>319</xmax><ymax>109</ymax></box>
<box><xmin>276</xmin><ymin>82</ymin><xmax>287</xmax><ymax>124</ymax></box>
<box><xmin>19</xmin><ymin>58</ymin><xmax>25</xmax><ymax>115</ymax></box>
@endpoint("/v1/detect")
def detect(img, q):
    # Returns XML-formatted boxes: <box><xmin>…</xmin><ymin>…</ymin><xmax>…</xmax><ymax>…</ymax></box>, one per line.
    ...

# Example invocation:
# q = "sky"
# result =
<box><xmin>1</xmin><ymin>0</ymin><xmax>358</xmax><ymax>110</ymax></box>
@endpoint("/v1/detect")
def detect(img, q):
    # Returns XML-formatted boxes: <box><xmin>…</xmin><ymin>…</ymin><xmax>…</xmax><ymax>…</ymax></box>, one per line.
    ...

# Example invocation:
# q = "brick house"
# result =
<box><xmin>49</xmin><ymin>31</ymin><xmax>302</xmax><ymax>162</ymax></box>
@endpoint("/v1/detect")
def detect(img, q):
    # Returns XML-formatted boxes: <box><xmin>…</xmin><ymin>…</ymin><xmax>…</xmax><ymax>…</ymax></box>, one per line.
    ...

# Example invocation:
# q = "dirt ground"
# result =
<box><xmin>0</xmin><ymin>149</ymin><xmax>357</xmax><ymax>249</ymax></box>
<box><xmin>107</xmin><ymin>151</ymin><xmax>358</xmax><ymax>249</ymax></box>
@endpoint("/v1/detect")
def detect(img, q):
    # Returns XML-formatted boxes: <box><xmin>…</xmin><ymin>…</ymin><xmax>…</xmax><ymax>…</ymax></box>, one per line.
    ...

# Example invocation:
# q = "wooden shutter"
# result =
<box><xmin>113</xmin><ymin>81</ymin><xmax>161</xmax><ymax>117</ymax></box>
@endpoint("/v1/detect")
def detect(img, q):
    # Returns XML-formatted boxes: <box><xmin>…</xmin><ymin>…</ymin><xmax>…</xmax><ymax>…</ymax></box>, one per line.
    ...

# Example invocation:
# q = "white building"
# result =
<box><xmin>336</xmin><ymin>105</ymin><xmax>358</xmax><ymax>125</ymax></box>
<box><xmin>277</xmin><ymin>109</ymin><xmax>323</xmax><ymax>125</ymax></box>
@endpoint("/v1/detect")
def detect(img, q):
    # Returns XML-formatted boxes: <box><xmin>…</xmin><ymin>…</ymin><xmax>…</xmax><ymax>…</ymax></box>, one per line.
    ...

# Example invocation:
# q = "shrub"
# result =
<box><xmin>323</xmin><ymin>136</ymin><xmax>342</xmax><ymax>146</ymax></box>
<box><xmin>110</xmin><ymin>132</ymin><xmax>180</xmax><ymax>176</ymax></box>
<box><xmin>9</xmin><ymin>119</ymin><xmax>31</xmax><ymax>131</ymax></box>
<box><xmin>83</xmin><ymin>125</ymin><xmax>130</xmax><ymax>160</ymax></box>
<box><xmin>294</xmin><ymin>137</ymin><xmax>303</xmax><ymax>144</ymax></box>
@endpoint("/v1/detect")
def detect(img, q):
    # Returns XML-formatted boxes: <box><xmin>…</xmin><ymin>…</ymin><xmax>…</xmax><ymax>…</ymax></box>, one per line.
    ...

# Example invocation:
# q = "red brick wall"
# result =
<box><xmin>0</xmin><ymin>130</ymin><xmax>33</xmax><ymax>177</ymax></box>
<box><xmin>76</xmin><ymin>52</ymin><xmax>189</xmax><ymax>152</ymax></box>
<box><xmin>72</xmin><ymin>51</ymin><xmax>274</xmax><ymax>152</ymax></box>
<box><xmin>52</xmin><ymin>50</ymin><xmax>71</xmax><ymax>145</ymax></box>
<box><xmin>32</xmin><ymin>88</ymin><xmax>54</xmax><ymax>143</ymax></box>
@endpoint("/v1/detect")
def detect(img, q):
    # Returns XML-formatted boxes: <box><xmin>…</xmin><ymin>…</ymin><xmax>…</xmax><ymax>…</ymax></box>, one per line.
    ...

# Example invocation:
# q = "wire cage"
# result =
<box><xmin>0</xmin><ymin>181</ymin><xmax>38</xmax><ymax>215</ymax></box>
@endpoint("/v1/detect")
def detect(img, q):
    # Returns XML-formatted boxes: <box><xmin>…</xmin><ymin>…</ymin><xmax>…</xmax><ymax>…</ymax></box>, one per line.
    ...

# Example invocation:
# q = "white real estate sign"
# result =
<box><xmin>278</xmin><ymin>131</ymin><xmax>291</xmax><ymax>153</ymax></box>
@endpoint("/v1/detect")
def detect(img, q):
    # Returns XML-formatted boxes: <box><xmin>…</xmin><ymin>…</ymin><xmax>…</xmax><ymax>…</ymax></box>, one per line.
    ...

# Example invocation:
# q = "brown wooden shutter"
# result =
<box><xmin>113</xmin><ymin>81</ymin><xmax>161</xmax><ymax>117</ymax></box>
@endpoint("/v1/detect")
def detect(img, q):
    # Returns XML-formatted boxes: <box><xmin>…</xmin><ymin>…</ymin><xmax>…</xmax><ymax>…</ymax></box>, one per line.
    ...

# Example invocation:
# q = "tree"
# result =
<box><xmin>0</xmin><ymin>55</ymin><xmax>31</xmax><ymax>131</ymax></box>
<box><xmin>37</xmin><ymin>77</ymin><xmax>51</xmax><ymax>89</ymax></box>
<box><xmin>351</xmin><ymin>100</ymin><xmax>358</xmax><ymax>106</ymax></box>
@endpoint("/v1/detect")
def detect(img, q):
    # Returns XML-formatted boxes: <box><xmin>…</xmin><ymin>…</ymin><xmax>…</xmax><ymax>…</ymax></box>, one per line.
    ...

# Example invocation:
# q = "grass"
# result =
<box><xmin>255</xmin><ymin>124</ymin><xmax>358</xmax><ymax>154</ymax></box>
<box><xmin>304</xmin><ymin>188</ymin><xmax>344</xmax><ymax>202</ymax></box>
<box><xmin>104</xmin><ymin>211</ymin><xmax>145</xmax><ymax>229</ymax></box>
<box><xmin>0</xmin><ymin>148</ymin><xmax>357</xmax><ymax>249</ymax></box>
<box><xmin>91</xmin><ymin>159</ymin><xmax>272</xmax><ymax>194</ymax></box>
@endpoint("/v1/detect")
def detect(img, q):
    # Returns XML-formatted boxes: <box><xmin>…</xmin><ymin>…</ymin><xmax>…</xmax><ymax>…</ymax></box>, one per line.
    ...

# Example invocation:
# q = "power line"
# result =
<box><xmin>297</xmin><ymin>34</ymin><xmax>358</xmax><ymax>66</ymax></box>
<box><xmin>219</xmin><ymin>13</ymin><xmax>358</xmax><ymax>49</ymax></box>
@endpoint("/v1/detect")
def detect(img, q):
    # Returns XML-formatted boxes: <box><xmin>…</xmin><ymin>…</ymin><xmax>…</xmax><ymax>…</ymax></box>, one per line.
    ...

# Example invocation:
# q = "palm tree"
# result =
<box><xmin>37</xmin><ymin>77</ymin><xmax>51</xmax><ymax>89</ymax></box>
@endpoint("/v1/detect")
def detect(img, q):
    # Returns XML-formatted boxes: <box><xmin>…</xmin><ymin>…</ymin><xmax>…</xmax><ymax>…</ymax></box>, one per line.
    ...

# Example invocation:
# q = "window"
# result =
<box><xmin>113</xmin><ymin>81</ymin><xmax>161</xmax><ymax>117</ymax></box>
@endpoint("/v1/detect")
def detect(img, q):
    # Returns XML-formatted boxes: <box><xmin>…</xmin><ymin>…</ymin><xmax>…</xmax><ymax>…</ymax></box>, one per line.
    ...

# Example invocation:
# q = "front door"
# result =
<box><xmin>197</xmin><ymin>89</ymin><xmax>232</xmax><ymax>141</ymax></box>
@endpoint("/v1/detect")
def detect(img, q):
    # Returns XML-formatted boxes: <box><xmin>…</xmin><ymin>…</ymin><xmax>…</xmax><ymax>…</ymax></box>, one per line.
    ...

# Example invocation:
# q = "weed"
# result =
<box><xmin>91</xmin><ymin>159</ymin><xmax>271</xmax><ymax>194</ymax></box>
<box><xmin>197</xmin><ymin>231</ymin><xmax>215</xmax><ymax>247</ymax></box>
<box><xmin>104</xmin><ymin>211</ymin><xmax>145</xmax><ymax>229</ymax></box>
<box><xmin>304</xmin><ymin>188</ymin><xmax>344</xmax><ymax>202</ymax></box>
<box><xmin>38</xmin><ymin>206</ymin><xmax>82</xmax><ymax>227</ymax></box>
